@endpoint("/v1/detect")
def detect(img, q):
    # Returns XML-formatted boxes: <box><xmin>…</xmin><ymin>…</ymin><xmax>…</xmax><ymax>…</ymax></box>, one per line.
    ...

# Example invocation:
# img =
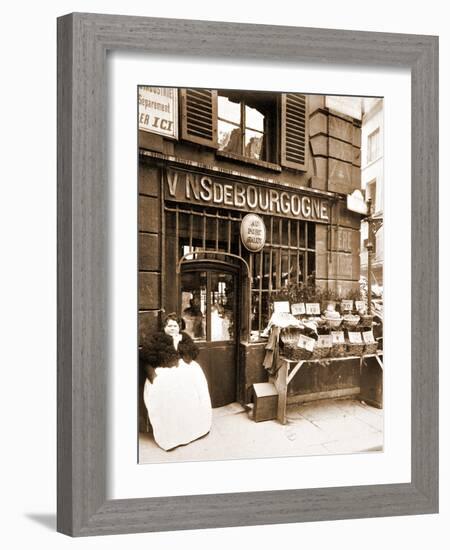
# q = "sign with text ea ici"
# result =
<box><xmin>240</xmin><ymin>214</ymin><xmax>266</xmax><ymax>252</ymax></box>
<box><xmin>164</xmin><ymin>170</ymin><xmax>331</xmax><ymax>223</ymax></box>
<box><xmin>138</xmin><ymin>86</ymin><xmax>178</xmax><ymax>139</ymax></box>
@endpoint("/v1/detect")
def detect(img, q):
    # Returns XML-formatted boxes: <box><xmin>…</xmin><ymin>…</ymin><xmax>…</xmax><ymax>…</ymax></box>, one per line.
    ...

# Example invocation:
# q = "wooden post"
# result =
<box><xmin>269</xmin><ymin>358</ymin><xmax>289</xmax><ymax>424</ymax></box>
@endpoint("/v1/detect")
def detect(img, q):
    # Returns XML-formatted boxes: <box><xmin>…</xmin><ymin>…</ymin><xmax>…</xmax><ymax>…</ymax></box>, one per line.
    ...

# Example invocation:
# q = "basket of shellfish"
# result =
<box><xmin>281</xmin><ymin>343</ymin><xmax>312</xmax><ymax>361</ymax></box>
<box><xmin>346</xmin><ymin>331</ymin><xmax>365</xmax><ymax>356</ymax></box>
<box><xmin>323</xmin><ymin>305</ymin><xmax>343</xmax><ymax>330</ymax></box>
<box><xmin>346</xmin><ymin>342</ymin><xmax>365</xmax><ymax>356</ymax></box>
<box><xmin>359</xmin><ymin>314</ymin><xmax>374</xmax><ymax>328</ymax></box>
<box><xmin>280</xmin><ymin>328</ymin><xmax>313</xmax><ymax>361</ymax></box>
<box><xmin>311</xmin><ymin>335</ymin><xmax>332</xmax><ymax>359</ymax></box>
<box><xmin>330</xmin><ymin>331</ymin><xmax>346</xmax><ymax>357</ymax></box>
<box><xmin>342</xmin><ymin>314</ymin><xmax>361</xmax><ymax>330</ymax></box>
<box><xmin>363</xmin><ymin>341</ymin><xmax>379</xmax><ymax>355</ymax></box>
<box><xmin>361</xmin><ymin>331</ymin><xmax>379</xmax><ymax>355</ymax></box>
<box><xmin>330</xmin><ymin>343</ymin><xmax>346</xmax><ymax>357</ymax></box>
<box><xmin>326</xmin><ymin>317</ymin><xmax>343</xmax><ymax>330</ymax></box>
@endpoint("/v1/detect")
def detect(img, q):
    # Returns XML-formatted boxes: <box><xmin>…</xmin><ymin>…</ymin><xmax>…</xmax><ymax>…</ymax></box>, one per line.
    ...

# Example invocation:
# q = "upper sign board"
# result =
<box><xmin>138</xmin><ymin>86</ymin><xmax>178</xmax><ymax>139</ymax></box>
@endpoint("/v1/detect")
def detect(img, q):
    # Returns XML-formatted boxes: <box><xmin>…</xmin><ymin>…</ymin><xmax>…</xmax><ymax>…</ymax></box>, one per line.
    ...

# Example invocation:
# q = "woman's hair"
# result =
<box><xmin>161</xmin><ymin>312</ymin><xmax>185</xmax><ymax>330</ymax></box>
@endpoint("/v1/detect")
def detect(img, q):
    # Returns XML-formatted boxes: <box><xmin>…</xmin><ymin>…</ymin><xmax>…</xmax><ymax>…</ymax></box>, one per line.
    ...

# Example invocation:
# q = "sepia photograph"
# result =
<box><xmin>137</xmin><ymin>86</ymin><xmax>384</xmax><ymax>463</ymax></box>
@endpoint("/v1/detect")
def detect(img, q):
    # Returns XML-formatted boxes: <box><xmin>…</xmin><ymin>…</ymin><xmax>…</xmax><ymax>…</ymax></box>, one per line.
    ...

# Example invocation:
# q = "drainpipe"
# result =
<box><xmin>366</xmin><ymin>198</ymin><xmax>373</xmax><ymax>314</ymax></box>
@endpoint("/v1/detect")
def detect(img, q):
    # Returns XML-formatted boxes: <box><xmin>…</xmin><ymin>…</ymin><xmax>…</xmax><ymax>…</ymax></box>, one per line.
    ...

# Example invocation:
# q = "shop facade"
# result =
<box><xmin>139</xmin><ymin>89</ymin><xmax>363</xmax><ymax>416</ymax></box>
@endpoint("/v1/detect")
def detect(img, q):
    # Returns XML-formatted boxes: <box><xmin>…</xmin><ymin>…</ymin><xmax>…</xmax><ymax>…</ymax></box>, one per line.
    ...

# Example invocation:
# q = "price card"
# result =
<box><xmin>362</xmin><ymin>331</ymin><xmax>375</xmax><ymax>344</ymax></box>
<box><xmin>291</xmin><ymin>303</ymin><xmax>306</xmax><ymax>315</ymax></box>
<box><xmin>317</xmin><ymin>335</ymin><xmax>332</xmax><ymax>348</ymax></box>
<box><xmin>297</xmin><ymin>334</ymin><xmax>316</xmax><ymax>352</ymax></box>
<box><xmin>305</xmin><ymin>303</ymin><xmax>321</xmax><ymax>315</ymax></box>
<box><xmin>341</xmin><ymin>300</ymin><xmax>354</xmax><ymax>312</ymax></box>
<box><xmin>331</xmin><ymin>331</ymin><xmax>345</xmax><ymax>344</ymax></box>
<box><xmin>348</xmin><ymin>331</ymin><xmax>363</xmax><ymax>344</ymax></box>
<box><xmin>273</xmin><ymin>301</ymin><xmax>290</xmax><ymax>313</ymax></box>
<box><xmin>355</xmin><ymin>300</ymin><xmax>366</xmax><ymax>311</ymax></box>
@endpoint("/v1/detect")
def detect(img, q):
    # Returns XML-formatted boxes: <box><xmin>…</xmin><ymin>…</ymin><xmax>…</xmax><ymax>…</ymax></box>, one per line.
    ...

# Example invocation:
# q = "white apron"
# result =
<box><xmin>143</xmin><ymin>359</ymin><xmax>212</xmax><ymax>451</ymax></box>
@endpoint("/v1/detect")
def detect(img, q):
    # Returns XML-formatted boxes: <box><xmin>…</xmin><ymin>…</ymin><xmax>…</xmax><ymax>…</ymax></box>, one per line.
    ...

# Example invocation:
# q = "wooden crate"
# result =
<box><xmin>252</xmin><ymin>383</ymin><xmax>278</xmax><ymax>422</ymax></box>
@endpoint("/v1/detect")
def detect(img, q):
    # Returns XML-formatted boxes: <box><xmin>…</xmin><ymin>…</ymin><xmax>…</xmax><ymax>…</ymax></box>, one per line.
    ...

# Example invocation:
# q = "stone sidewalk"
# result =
<box><xmin>139</xmin><ymin>397</ymin><xmax>383</xmax><ymax>464</ymax></box>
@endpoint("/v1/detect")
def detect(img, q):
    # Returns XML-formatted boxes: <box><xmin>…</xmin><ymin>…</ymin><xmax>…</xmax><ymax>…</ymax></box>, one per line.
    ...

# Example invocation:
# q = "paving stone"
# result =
<box><xmin>139</xmin><ymin>398</ymin><xmax>384</xmax><ymax>463</ymax></box>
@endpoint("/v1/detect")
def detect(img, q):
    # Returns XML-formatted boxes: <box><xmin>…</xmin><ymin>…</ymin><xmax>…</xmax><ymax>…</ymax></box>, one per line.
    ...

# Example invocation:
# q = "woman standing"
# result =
<box><xmin>140</xmin><ymin>313</ymin><xmax>212</xmax><ymax>451</ymax></box>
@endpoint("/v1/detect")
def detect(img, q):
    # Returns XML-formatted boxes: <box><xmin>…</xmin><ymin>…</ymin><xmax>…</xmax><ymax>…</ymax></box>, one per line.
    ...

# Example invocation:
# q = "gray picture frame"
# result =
<box><xmin>57</xmin><ymin>12</ymin><xmax>439</xmax><ymax>537</ymax></box>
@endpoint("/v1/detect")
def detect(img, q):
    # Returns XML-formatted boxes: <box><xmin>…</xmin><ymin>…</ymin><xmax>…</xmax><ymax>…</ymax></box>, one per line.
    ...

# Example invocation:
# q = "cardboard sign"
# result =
<box><xmin>306</xmin><ymin>303</ymin><xmax>321</xmax><ymax>315</ymax></box>
<box><xmin>348</xmin><ymin>331</ymin><xmax>363</xmax><ymax>344</ymax></box>
<box><xmin>341</xmin><ymin>300</ymin><xmax>354</xmax><ymax>312</ymax></box>
<box><xmin>331</xmin><ymin>331</ymin><xmax>345</xmax><ymax>344</ymax></box>
<box><xmin>355</xmin><ymin>300</ymin><xmax>366</xmax><ymax>312</ymax></box>
<box><xmin>346</xmin><ymin>189</ymin><xmax>368</xmax><ymax>215</ymax></box>
<box><xmin>317</xmin><ymin>335</ymin><xmax>332</xmax><ymax>348</ymax></box>
<box><xmin>297</xmin><ymin>334</ymin><xmax>316</xmax><ymax>352</ymax></box>
<box><xmin>291</xmin><ymin>303</ymin><xmax>306</xmax><ymax>315</ymax></box>
<box><xmin>362</xmin><ymin>331</ymin><xmax>375</xmax><ymax>344</ymax></box>
<box><xmin>273</xmin><ymin>301</ymin><xmax>290</xmax><ymax>313</ymax></box>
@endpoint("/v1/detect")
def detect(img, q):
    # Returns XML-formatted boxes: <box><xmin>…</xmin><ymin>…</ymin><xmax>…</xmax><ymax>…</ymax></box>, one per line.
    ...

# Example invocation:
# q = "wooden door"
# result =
<box><xmin>180</xmin><ymin>267</ymin><xmax>238</xmax><ymax>407</ymax></box>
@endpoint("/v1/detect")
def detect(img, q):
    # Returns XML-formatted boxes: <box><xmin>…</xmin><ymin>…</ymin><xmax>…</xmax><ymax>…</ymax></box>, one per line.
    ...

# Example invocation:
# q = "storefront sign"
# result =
<box><xmin>138</xmin><ymin>87</ymin><xmax>178</xmax><ymax>139</ymax></box>
<box><xmin>165</xmin><ymin>170</ymin><xmax>331</xmax><ymax>223</ymax></box>
<box><xmin>331</xmin><ymin>227</ymin><xmax>356</xmax><ymax>252</ymax></box>
<box><xmin>240</xmin><ymin>214</ymin><xmax>266</xmax><ymax>252</ymax></box>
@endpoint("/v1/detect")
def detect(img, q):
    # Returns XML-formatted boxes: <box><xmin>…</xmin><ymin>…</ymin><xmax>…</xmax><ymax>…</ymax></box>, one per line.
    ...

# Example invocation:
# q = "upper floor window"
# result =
<box><xmin>367</xmin><ymin>128</ymin><xmax>380</xmax><ymax>163</ymax></box>
<box><xmin>179</xmin><ymin>89</ymin><xmax>309</xmax><ymax>171</ymax></box>
<box><xmin>218</xmin><ymin>94</ymin><xmax>269</xmax><ymax>161</ymax></box>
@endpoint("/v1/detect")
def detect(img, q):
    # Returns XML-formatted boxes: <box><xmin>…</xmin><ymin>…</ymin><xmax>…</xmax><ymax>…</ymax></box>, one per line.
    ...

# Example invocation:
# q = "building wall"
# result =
<box><xmin>309</xmin><ymin>95</ymin><xmax>362</xmax><ymax>195</ymax></box>
<box><xmin>361</xmin><ymin>98</ymin><xmax>383</xmax><ymax>215</ymax></box>
<box><xmin>138</xmin><ymin>91</ymin><xmax>364</xmax><ymax>407</ymax></box>
<box><xmin>360</xmin><ymin>98</ymin><xmax>384</xmax><ymax>281</ymax></box>
<box><xmin>138</xmin><ymin>163</ymin><xmax>162</xmax><ymax>344</ymax></box>
<box><xmin>138</xmin><ymin>92</ymin><xmax>363</xmax><ymax>339</ymax></box>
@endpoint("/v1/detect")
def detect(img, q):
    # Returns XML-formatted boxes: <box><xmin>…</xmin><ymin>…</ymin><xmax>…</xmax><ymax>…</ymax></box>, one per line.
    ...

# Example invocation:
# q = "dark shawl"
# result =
<box><xmin>140</xmin><ymin>331</ymin><xmax>199</xmax><ymax>381</ymax></box>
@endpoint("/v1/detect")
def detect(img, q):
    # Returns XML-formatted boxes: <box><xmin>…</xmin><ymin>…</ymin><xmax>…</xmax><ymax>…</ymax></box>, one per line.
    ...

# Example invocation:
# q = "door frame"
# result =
<box><xmin>177</xmin><ymin>251</ymin><xmax>251</xmax><ymax>343</ymax></box>
<box><xmin>180</xmin><ymin>259</ymin><xmax>242</xmax><ymax>405</ymax></box>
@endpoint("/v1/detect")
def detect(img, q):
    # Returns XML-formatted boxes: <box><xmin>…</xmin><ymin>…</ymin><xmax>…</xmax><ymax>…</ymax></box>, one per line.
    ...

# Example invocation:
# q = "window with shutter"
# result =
<box><xmin>216</xmin><ymin>91</ymin><xmax>277</xmax><ymax>165</ymax></box>
<box><xmin>180</xmin><ymin>89</ymin><xmax>218</xmax><ymax>148</ymax></box>
<box><xmin>281</xmin><ymin>93</ymin><xmax>309</xmax><ymax>171</ymax></box>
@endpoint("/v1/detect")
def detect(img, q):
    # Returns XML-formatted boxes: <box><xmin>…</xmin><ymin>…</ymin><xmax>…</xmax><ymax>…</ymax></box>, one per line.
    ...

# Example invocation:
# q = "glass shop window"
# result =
<box><xmin>250</xmin><ymin>219</ymin><xmax>316</xmax><ymax>337</ymax></box>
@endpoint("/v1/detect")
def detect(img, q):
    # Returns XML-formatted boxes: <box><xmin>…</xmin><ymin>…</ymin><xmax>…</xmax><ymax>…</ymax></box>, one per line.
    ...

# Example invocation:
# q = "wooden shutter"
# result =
<box><xmin>281</xmin><ymin>93</ymin><xmax>309</xmax><ymax>171</ymax></box>
<box><xmin>180</xmin><ymin>89</ymin><xmax>218</xmax><ymax>148</ymax></box>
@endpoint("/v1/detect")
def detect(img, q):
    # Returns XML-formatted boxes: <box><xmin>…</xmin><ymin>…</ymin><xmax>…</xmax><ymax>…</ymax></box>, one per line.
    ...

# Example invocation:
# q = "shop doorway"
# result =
<box><xmin>180</xmin><ymin>264</ymin><xmax>239</xmax><ymax>408</ymax></box>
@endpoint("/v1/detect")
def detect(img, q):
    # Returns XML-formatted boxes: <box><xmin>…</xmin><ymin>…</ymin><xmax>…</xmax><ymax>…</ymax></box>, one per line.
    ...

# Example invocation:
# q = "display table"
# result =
<box><xmin>270</xmin><ymin>353</ymin><xmax>383</xmax><ymax>424</ymax></box>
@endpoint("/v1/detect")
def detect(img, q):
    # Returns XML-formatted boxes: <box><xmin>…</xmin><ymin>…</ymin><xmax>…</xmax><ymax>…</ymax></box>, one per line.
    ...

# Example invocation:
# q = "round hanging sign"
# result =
<box><xmin>240</xmin><ymin>214</ymin><xmax>266</xmax><ymax>253</ymax></box>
